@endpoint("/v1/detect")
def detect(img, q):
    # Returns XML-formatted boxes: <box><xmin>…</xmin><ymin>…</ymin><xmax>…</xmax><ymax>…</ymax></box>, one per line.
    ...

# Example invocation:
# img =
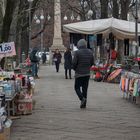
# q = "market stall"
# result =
<box><xmin>63</xmin><ymin>17</ymin><xmax>140</xmax><ymax>39</ymax></box>
<box><xmin>0</xmin><ymin>42</ymin><xmax>36</xmax><ymax>139</ymax></box>
<box><xmin>0</xmin><ymin>92</ymin><xmax>12</xmax><ymax>140</ymax></box>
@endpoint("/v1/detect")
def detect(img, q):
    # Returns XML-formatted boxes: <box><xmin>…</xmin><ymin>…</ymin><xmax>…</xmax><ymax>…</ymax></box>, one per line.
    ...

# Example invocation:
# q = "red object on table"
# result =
<box><xmin>90</xmin><ymin>64</ymin><xmax>109</xmax><ymax>71</ymax></box>
<box><xmin>95</xmin><ymin>72</ymin><xmax>102</xmax><ymax>78</ymax></box>
<box><xmin>133</xmin><ymin>57</ymin><xmax>140</xmax><ymax>61</ymax></box>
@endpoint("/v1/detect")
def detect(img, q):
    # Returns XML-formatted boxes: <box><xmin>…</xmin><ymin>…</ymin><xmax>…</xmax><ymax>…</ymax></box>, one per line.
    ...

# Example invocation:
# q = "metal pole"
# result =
<box><xmin>29</xmin><ymin>2</ymin><xmax>32</xmax><ymax>51</ymax></box>
<box><xmin>135</xmin><ymin>0</ymin><xmax>138</xmax><ymax>57</ymax></box>
<box><xmin>41</xmin><ymin>19</ymin><xmax>43</xmax><ymax>51</ymax></box>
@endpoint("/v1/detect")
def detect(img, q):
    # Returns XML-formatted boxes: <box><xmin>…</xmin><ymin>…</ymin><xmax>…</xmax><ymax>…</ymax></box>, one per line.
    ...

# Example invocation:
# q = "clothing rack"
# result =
<box><xmin>120</xmin><ymin>71</ymin><xmax>140</xmax><ymax>105</ymax></box>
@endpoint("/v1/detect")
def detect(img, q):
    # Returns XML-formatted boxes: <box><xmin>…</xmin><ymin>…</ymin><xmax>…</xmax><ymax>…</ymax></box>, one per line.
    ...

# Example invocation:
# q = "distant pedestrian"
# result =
<box><xmin>72</xmin><ymin>39</ymin><xmax>94</xmax><ymax>108</ymax></box>
<box><xmin>30</xmin><ymin>48</ymin><xmax>39</xmax><ymax>79</ymax></box>
<box><xmin>64</xmin><ymin>47</ymin><xmax>72</xmax><ymax>79</ymax></box>
<box><xmin>107</xmin><ymin>44</ymin><xmax>117</xmax><ymax>65</ymax></box>
<box><xmin>53</xmin><ymin>49</ymin><xmax>62</xmax><ymax>72</ymax></box>
<box><xmin>109</xmin><ymin>49</ymin><xmax>117</xmax><ymax>65</ymax></box>
<box><xmin>42</xmin><ymin>52</ymin><xmax>46</xmax><ymax>64</ymax></box>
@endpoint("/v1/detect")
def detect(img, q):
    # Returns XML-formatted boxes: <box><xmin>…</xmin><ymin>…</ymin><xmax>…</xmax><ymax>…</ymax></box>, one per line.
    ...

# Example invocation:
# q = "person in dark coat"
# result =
<box><xmin>64</xmin><ymin>47</ymin><xmax>72</xmax><ymax>79</ymax></box>
<box><xmin>53</xmin><ymin>49</ymin><xmax>62</xmax><ymax>72</ymax></box>
<box><xmin>30</xmin><ymin>47</ymin><xmax>39</xmax><ymax>78</ymax></box>
<box><xmin>72</xmin><ymin>39</ymin><xmax>94</xmax><ymax>108</ymax></box>
<box><xmin>42</xmin><ymin>52</ymin><xmax>46</xmax><ymax>64</ymax></box>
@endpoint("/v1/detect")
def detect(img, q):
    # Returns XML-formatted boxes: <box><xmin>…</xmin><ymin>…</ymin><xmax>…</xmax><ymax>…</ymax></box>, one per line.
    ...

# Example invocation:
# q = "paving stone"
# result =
<box><xmin>11</xmin><ymin>65</ymin><xmax>140</xmax><ymax>140</ymax></box>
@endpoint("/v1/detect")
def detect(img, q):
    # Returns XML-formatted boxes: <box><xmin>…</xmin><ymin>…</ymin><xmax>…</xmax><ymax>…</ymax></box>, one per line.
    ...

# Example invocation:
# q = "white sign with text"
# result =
<box><xmin>0</xmin><ymin>42</ymin><xmax>16</xmax><ymax>58</ymax></box>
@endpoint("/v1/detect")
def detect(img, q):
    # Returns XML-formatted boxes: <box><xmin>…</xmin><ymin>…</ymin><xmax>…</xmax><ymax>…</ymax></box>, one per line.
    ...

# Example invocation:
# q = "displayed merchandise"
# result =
<box><xmin>120</xmin><ymin>71</ymin><xmax>140</xmax><ymax>104</ymax></box>
<box><xmin>90</xmin><ymin>64</ymin><xmax>121</xmax><ymax>83</ymax></box>
<box><xmin>0</xmin><ymin>42</ymin><xmax>35</xmax><ymax>139</ymax></box>
<box><xmin>0</xmin><ymin>107</ymin><xmax>12</xmax><ymax>136</ymax></box>
<box><xmin>0</xmin><ymin>66</ymin><xmax>35</xmax><ymax>116</ymax></box>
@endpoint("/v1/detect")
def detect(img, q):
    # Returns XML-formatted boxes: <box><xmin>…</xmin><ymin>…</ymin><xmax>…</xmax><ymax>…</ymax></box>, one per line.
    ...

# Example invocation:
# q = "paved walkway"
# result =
<box><xmin>11</xmin><ymin>65</ymin><xmax>140</xmax><ymax>140</ymax></box>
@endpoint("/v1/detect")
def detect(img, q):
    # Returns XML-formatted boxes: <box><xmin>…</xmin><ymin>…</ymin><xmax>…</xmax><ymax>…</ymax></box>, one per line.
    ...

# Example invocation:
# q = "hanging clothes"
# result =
<box><xmin>133</xmin><ymin>79</ymin><xmax>139</xmax><ymax>97</ymax></box>
<box><xmin>125</xmin><ymin>78</ymin><xmax>129</xmax><ymax>92</ymax></box>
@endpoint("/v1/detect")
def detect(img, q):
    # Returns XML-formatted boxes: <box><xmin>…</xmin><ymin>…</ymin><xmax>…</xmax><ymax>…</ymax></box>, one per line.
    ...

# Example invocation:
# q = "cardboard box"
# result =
<box><xmin>0</xmin><ymin>132</ymin><xmax>5</xmax><ymax>140</ymax></box>
<box><xmin>5</xmin><ymin>127</ymin><xmax>10</xmax><ymax>140</ymax></box>
<box><xmin>0</xmin><ymin>127</ymin><xmax>10</xmax><ymax>140</ymax></box>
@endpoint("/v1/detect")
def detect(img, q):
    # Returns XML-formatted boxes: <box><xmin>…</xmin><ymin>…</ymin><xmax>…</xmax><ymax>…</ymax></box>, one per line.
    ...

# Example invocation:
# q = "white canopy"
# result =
<box><xmin>63</xmin><ymin>17</ymin><xmax>140</xmax><ymax>40</ymax></box>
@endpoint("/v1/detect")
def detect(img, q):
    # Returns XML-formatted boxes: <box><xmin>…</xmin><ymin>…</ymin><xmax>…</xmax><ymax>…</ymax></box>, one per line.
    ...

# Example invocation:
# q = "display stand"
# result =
<box><xmin>120</xmin><ymin>71</ymin><xmax>140</xmax><ymax>105</ymax></box>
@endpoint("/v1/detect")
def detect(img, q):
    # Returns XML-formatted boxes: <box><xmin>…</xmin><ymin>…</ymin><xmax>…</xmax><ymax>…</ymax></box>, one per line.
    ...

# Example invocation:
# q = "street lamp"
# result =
<box><xmin>135</xmin><ymin>0</ymin><xmax>138</xmax><ymax>57</ymax></box>
<box><xmin>87</xmin><ymin>9</ymin><xmax>93</xmax><ymax>20</ymax></box>
<box><xmin>34</xmin><ymin>10</ymin><xmax>45</xmax><ymax>51</ymax></box>
<box><xmin>28</xmin><ymin>0</ymin><xmax>33</xmax><ymax>51</ymax></box>
<box><xmin>64</xmin><ymin>15</ymin><xmax>68</xmax><ymax>21</ymax></box>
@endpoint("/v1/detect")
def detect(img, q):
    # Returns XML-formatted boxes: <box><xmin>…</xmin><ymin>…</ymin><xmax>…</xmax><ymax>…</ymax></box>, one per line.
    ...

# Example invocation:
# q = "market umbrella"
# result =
<box><xmin>107</xmin><ymin>68</ymin><xmax>122</xmax><ymax>82</ymax></box>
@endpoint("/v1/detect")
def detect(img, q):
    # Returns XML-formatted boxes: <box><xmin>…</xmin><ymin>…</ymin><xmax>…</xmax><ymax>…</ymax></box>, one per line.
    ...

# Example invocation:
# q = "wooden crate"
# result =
<box><xmin>16</xmin><ymin>99</ymin><xmax>32</xmax><ymax>115</ymax></box>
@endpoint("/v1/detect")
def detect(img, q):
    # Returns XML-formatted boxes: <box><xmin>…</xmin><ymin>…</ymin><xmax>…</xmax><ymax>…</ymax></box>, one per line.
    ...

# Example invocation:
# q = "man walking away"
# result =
<box><xmin>72</xmin><ymin>39</ymin><xmax>94</xmax><ymax>108</ymax></box>
<box><xmin>42</xmin><ymin>52</ymin><xmax>47</xmax><ymax>64</ymax></box>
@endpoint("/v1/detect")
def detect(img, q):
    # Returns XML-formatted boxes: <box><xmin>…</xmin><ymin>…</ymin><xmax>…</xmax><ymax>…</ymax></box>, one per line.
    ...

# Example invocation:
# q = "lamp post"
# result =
<box><xmin>87</xmin><ymin>9</ymin><xmax>93</xmax><ymax>20</ymax></box>
<box><xmin>34</xmin><ymin>10</ymin><xmax>46</xmax><ymax>51</ymax></box>
<box><xmin>40</xmin><ymin>11</ymin><xmax>45</xmax><ymax>52</ymax></box>
<box><xmin>135</xmin><ymin>0</ymin><xmax>138</xmax><ymax>57</ymax></box>
<box><xmin>28</xmin><ymin>0</ymin><xmax>33</xmax><ymax>52</ymax></box>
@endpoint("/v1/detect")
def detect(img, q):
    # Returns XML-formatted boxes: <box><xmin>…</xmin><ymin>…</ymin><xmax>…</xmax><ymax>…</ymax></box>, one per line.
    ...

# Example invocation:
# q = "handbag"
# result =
<box><xmin>53</xmin><ymin>58</ymin><xmax>57</xmax><ymax>62</ymax></box>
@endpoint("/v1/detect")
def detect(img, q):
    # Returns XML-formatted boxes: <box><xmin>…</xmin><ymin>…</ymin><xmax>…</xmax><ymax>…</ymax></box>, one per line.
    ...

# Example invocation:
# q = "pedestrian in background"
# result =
<box><xmin>30</xmin><ymin>48</ymin><xmax>40</xmax><ymax>79</ymax></box>
<box><xmin>64</xmin><ymin>47</ymin><xmax>72</xmax><ymax>79</ymax></box>
<box><xmin>53</xmin><ymin>49</ymin><xmax>62</xmax><ymax>72</ymax></box>
<box><xmin>72</xmin><ymin>39</ymin><xmax>94</xmax><ymax>108</ymax></box>
<box><xmin>42</xmin><ymin>52</ymin><xmax>46</xmax><ymax>64</ymax></box>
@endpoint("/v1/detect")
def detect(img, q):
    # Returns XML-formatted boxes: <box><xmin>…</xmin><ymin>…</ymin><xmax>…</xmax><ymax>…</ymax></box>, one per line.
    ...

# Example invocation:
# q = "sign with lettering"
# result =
<box><xmin>0</xmin><ymin>42</ymin><xmax>16</xmax><ymax>58</ymax></box>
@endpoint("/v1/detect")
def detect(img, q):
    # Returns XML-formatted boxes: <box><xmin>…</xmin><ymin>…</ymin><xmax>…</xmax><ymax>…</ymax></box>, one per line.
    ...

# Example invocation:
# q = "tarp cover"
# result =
<box><xmin>63</xmin><ymin>17</ymin><xmax>140</xmax><ymax>40</ymax></box>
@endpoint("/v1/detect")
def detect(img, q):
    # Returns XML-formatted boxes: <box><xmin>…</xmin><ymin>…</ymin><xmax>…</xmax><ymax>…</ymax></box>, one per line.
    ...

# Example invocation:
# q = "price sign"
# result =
<box><xmin>0</xmin><ymin>43</ymin><xmax>12</xmax><ymax>54</ymax></box>
<box><xmin>0</xmin><ymin>42</ymin><xmax>16</xmax><ymax>58</ymax></box>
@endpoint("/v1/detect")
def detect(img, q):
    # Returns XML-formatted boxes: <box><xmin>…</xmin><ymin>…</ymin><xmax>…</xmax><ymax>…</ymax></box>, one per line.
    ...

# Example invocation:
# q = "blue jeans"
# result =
<box><xmin>31</xmin><ymin>62</ymin><xmax>38</xmax><ymax>76</ymax></box>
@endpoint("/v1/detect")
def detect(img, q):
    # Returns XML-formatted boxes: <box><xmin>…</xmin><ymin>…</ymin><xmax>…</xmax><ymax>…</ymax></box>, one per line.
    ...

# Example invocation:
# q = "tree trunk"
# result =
<box><xmin>100</xmin><ymin>0</ymin><xmax>108</xmax><ymax>61</ymax></box>
<box><xmin>112</xmin><ymin>0</ymin><xmax>119</xmax><ymax>18</ymax></box>
<box><xmin>0</xmin><ymin>0</ymin><xmax>17</xmax><ymax>69</ymax></box>
<box><xmin>120</xmin><ymin>0</ymin><xmax>131</xmax><ymax>20</ymax></box>
<box><xmin>117</xmin><ymin>0</ymin><xmax>131</xmax><ymax>63</ymax></box>
<box><xmin>15</xmin><ymin>0</ymin><xmax>28</xmax><ymax>64</ymax></box>
<box><xmin>15</xmin><ymin>0</ymin><xmax>39</xmax><ymax>63</ymax></box>
<box><xmin>100</xmin><ymin>0</ymin><xmax>108</xmax><ymax>19</ymax></box>
<box><xmin>1</xmin><ymin>0</ymin><xmax>17</xmax><ymax>42</ymax></box>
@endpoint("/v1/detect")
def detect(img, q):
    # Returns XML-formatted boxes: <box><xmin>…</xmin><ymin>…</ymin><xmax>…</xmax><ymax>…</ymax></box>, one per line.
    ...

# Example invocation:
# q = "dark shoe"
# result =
<box><xmin>80</xmin><ymin>98</ymin><xmax>86</xmax><ymax>109</ymax></box>
<box><xmin>65</xmin><ymin>77</ymin><xmax>68</xmax><ymax>79</ymax></box>
<box><xmin>34</xmin><ymin>76</ymin><xmax>40</xmax><ymax>79</ymax></box>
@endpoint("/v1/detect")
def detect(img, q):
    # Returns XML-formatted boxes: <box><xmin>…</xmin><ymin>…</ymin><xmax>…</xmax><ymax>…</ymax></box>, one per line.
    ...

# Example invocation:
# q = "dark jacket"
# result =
<box><xmin>64</xmin><ymin>51</ymin><xmax>72</xmax><ymax>69</ymax></box>
<box><xmin>30</xmin><ymin>50</ymin><xmax>39</xmax><ymax>63</ymax></box>
<box><xmin>72</xmin><ymin>47</ymin><xmax>94</xmax><ymax>78</ymax></box>
<box><xmin>42</xmin><ymin>53</ymin><xmax>46</xmax><ymax>61</ymax></box>
<box><xmin>53</xmin><ymin>52</ymin><xmax>62</xmax><ymax>63</ymax></box>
